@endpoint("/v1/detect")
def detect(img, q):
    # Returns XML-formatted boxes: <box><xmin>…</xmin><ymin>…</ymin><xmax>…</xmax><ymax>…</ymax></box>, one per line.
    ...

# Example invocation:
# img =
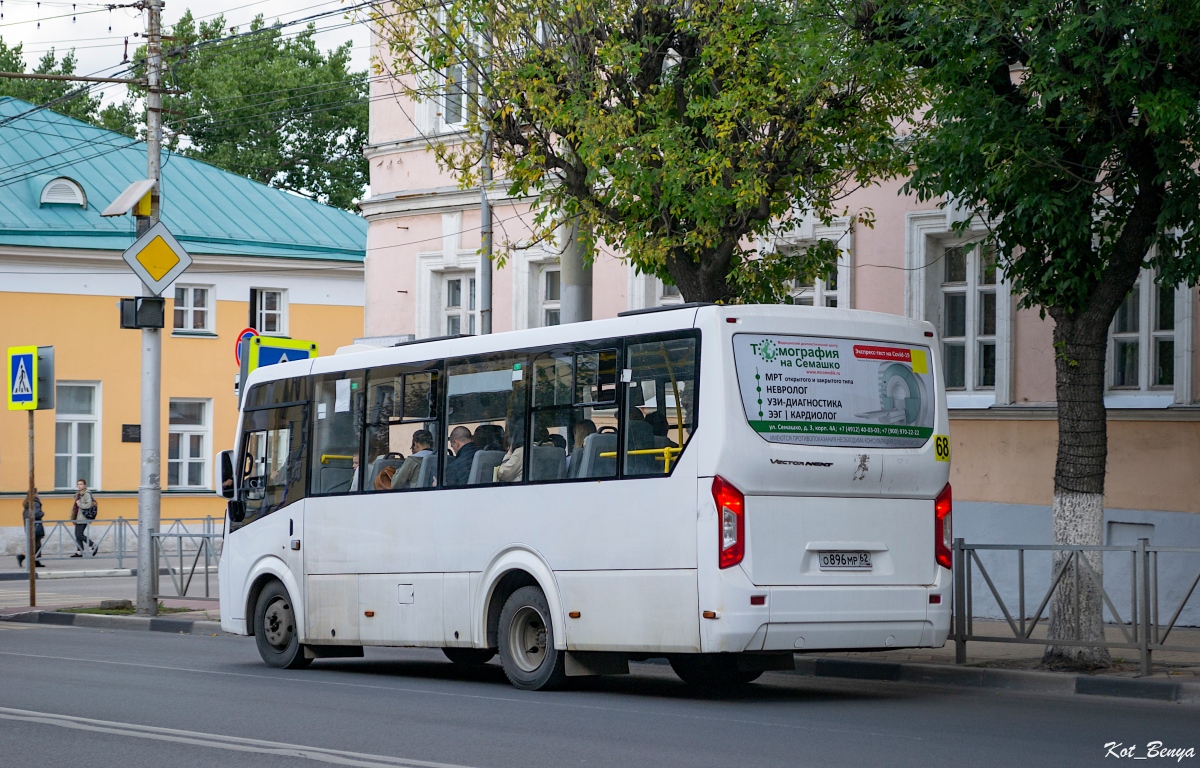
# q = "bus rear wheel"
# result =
<box><xmin>254</xmin><ymin>581</ymin><xmax>311</xmax><ymax>670</ymax></box>
<box><xmin>669</xmin><ymin>654</ymin><xmax>762</xmax><ymax>689</ymax></box>
<box><xmin>497</xmin><ymin>586</ymin><xmax>566</xmax><ymax>690</ymax></box>
<box><xmin>443</xmin><ymin>648</ymin><xmax>496</xmax><ymax>666</ymax></box>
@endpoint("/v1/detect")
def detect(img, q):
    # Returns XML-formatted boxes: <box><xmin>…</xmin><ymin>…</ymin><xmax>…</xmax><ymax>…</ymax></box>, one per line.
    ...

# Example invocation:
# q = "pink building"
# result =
<box><xmin>360</xmin><ymin>31</ymin><xmax>1200</xmax><ymax>619</ymax></box>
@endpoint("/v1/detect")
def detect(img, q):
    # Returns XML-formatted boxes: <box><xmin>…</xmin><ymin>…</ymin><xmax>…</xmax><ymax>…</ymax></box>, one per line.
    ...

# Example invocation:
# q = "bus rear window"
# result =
<box><xmin>733</xmin><ymin>334</ymin><xmax>935</xmax><ymax>448</ymax></box>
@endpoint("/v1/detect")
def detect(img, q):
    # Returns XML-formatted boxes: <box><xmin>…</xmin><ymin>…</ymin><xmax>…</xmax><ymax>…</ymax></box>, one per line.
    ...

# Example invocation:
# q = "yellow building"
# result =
<box><xmin>0</xmin><ymin>98</ymin><xmax>365</xmax><ymax>550</ymax></box>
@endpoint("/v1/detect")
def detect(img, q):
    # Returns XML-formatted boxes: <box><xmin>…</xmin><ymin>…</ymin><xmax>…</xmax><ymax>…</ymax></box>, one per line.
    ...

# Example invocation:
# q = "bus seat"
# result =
<box><xmin>416</xmin><ymin>454</ymin><xmax>437</xmax><ymax>488</ymax></box>
<box><xmin>529</xmin><ymin>445</ymin><xmax>566</xmax><ymax>481</ymax></box>
<box><xmin>320</xmin><ymin>464</ymin><xmax>354</xmax><ymax>494</ymax></box>
<box><xmin>577</xmin><ymin>433</ymin><xmax>617</xmax><ymax>478</ymax></box>
<box><xmin>626</xmin><ymin>421</ymin><xmax>658</xmax><ymax>474</ymax></box>
<box><xmin>468</xmin><ymin>450</ymin><xmax>506</xmax><ymax>485</ymax></box>
<box><xmin>367</xmin><ymin>455</ymin><xmax>405</xmax><ymax>491</ymax></box>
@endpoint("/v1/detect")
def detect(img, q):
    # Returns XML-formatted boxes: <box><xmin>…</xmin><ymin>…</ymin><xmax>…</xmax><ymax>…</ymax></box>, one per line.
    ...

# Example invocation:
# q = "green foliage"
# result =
<box><xmin>379</xmin><ymin>0</ymin><xmax>913</xmax><ymax>301</ymax></box>
<box><xmin>125</xmin><ymin>12</ymin><xmax>368</xmax><ymax>210</ymax></box>
<box><xmin>0</xmin><ymin>38</ymin><xmax>102</xmax><ymax>124</ymax></box>
<box><xmin>870</xmin><ymin>0</ymin><xmax>1200</xmax><ymax>319</ymax></box>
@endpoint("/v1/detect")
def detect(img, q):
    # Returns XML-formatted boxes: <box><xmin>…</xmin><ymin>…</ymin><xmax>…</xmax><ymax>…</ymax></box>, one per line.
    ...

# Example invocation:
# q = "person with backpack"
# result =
<box><xmin>71</xmin><ymin>478</ymin><xmax>99</xmax><ymax>558</ymax></box>
<box><xmin>16</xmin><ymin>488</ymin><xmax>45</xmax><ymax>568</ymax></box>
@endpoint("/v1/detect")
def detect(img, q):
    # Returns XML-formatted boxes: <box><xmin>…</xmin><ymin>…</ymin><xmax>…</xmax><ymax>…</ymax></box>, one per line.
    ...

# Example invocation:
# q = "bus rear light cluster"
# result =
<box><xmin>935</xmin><ymin>483</ymin><xmax>953</xmax><ymax>570</ymax></box>
<box><xmin>713</xmin><ymin>476</ymin><xmax>745</xmax><ymax>569</ymax></box>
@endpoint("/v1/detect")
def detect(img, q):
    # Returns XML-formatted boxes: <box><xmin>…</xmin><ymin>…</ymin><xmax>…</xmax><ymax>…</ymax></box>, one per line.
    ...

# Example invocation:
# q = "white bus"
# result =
<box><xmin>217</xmin><ymin>304</ymin><xmax>953</xmax><ymax>690</ymax></box>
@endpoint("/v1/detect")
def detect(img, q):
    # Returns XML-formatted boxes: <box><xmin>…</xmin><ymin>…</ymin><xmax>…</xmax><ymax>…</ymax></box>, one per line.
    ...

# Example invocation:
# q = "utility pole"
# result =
<box><xmin>135</xmin><ymin>0</ymin><xmax>164</xmax><ymax>616</ymax></box>
<box><xmin>25</xmin><ymin>411</ymin><xmax>35</xmax><ymax>607</ymax></box>
<box><xmin>478</xmin><ymin>18</ymin><xmax>493</xmax><ymax>336</ymax></box>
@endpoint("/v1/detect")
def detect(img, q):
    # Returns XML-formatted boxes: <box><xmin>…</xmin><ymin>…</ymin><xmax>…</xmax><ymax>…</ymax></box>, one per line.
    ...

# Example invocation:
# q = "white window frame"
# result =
<box><xmin>441</xmin><ymin>272</ymin><xmax>477</xmax><ymax>336</ymax></box>
<box><xmin>167</xmin><ymin>398</ymin><xmax>211</xmax><ymax>490</ymax></box>
<box><xmin>1104</xmin><ymin>268</ymin><xmax>1194</xmax><ymax>408</ymax></box>
<box><xmin>905</xmin><ymin>210</ymin><xmax>1013</xmax><ymax>407</ymax></box>
<box><xmin>935</xmin><ymin>241</ymin><xmax>999</xmax><ymax>394</ymax></box>
<box><xmin>540</xmin><ymin>266</ymin><xmax>562</xmax><ymax>326</ymax></box>
<box><xmin>658</xmin><ymin>279</ymin><xmax>683</xmax><ymax>306</ymax></box>
<box><xmin>254</xmin><ymin>288</ymin><xmax>288</xmax><ymax>337</ymax></box>
<box><xmin>172</xmin><ymin>284</ymin><xmax>214</xmax><ymax>334</ymax></box>
<box><xmin>773</xmin><ymin>213</ymin><xmax>853</xmax><ymax>310</ymax></box>
<box><xmin>54</xmin><ymin>382</ymin><xmax>101</xmax><ymax>491</ymax></box>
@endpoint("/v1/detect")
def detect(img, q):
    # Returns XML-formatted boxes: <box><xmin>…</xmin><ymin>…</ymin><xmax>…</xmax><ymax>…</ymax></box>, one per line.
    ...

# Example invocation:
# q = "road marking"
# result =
<box><xmin>0</xmin><ymin>707</ymin><xmax>477</xmax><ymax>768</ymax></box>
<box><xmin>0</xmin><ymin>650</ymin><xmax>923</xmax><ymax>740</ymax></box>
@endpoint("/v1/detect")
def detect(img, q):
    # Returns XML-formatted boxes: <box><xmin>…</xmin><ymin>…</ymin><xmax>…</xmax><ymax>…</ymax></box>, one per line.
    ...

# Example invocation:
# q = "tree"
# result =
<box><xmin>377</xmin><ymin>0</ymin><xmax>914</xmax><ymax>302</ymax></box>
<box><xmin>863</xmin><ymin>0</ymin><xmax>1200</xmax><ymax>666</ymax></box>
<box><xmin>128</xmin><ymin>12</ymin><xmax>368</xmax><ymax>210</ymax></box>
<box><xmin>0</xmin><ymin>38</ymin><xmax>131</xmax><ymax>130</ymax></box>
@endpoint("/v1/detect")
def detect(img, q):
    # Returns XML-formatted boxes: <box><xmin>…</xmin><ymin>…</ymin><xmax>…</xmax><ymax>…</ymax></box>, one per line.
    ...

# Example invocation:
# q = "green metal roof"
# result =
<box><xmin>0</xmin><ymin>97</ymin><xmax>366</xmax><ymax>262</ymax></box>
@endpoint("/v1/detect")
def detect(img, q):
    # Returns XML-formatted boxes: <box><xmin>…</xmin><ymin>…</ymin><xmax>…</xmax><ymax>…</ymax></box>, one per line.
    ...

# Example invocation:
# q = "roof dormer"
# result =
<box><xmin>40</xmin><ymin>177</ymin><xmax>87</xmax><ymax>208</ymax></box>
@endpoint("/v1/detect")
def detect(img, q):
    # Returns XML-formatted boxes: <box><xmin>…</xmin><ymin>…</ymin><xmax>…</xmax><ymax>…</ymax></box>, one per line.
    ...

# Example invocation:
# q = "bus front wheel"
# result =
<box><xmin>669</xmin><ymin>654</ymin><xmax>762</xmax><ymax>688</ymax></box>
<box><xmin>497</xmin><ymin>586</ymin><xmax>566</xmax><ymax>690</ymax></box>
<box><xmin>254</xmin><ymin>581</ymin><xmax>312</xmax><ymax>670</ymax></box>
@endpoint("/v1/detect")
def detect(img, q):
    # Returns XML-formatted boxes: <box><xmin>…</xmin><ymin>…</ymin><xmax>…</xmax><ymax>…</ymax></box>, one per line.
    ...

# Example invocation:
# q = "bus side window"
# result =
<box><xmin>364</xmin><ymin>367</ymin><xmax>440</xmax><ymax>492</ymax></box>
<box><xmin>310</xmin><ymin>372</ymin><xmax>365</xmax><ymax>495</ymax></box>
<box><xmin>623</xmin><ymin>336</ymin><xmax>697</xmax><ymax>477</ymax></box>
<box><xmin>443</xmin><ymin>354</ymin><xmax>528</xmax><ymax>486</ymax></box>
<box><xmin>233</xmin><ymin>403</ymin><xmax>309</xmax><ymax>531</ymax></box>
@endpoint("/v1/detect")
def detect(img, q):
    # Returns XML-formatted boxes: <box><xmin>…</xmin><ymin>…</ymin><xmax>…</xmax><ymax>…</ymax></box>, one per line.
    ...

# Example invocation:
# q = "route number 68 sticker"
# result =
<box><xmin>934</xmin><ymin>435</ymin><xmax>951</xmax><ymax>462</ymax></box>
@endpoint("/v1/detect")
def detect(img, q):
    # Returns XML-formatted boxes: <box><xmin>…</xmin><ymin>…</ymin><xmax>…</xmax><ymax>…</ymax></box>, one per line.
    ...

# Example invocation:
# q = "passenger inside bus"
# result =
<box><xmin>444</xmin><ymin>425</ymin><xmax>477</xmax><ymax>487</ymax></box>
<box><xmin>494</xmin><ymin>420</ymin><xmax>525</xmax><ymax>483</ymax></box>
<box><xmin>392</xmin><ymin>430</ymin><xmax>435</xmax><ymax>488</ymax></box>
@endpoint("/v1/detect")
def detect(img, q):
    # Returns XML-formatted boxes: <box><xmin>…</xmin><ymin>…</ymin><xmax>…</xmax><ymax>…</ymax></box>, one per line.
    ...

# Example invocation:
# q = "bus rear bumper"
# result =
<box><xmin>704</xmin><ymin>567</ymin><xmax>952</xmax><ymax>653</ymax></box>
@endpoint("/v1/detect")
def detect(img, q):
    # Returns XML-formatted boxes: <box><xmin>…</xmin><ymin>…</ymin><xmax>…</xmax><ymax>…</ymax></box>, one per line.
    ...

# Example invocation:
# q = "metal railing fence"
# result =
<box><xmin>150</xmin><ymin>531</ymin><xmax>221</xmax><ymax>602</ymax></box>
<box><xmin>32</xmin><ymin>517</ymin><xmax>221</xmax><ymax>568</ymax></box>
<box><xmin>952</xmin><ymin>538</ymin><xmax>1200</xmax><ymax>676</ymax></box>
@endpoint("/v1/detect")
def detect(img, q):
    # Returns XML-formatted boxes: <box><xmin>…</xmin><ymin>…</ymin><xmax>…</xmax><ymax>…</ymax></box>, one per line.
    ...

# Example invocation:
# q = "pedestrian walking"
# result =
<box><xmin>71</xmin><ymin>479</ymin><xmax>99</xmax><ymax>558</ymax></box>
<box><xmin>16</xmin><ymin>488</ymin><xmax>45</xmax><ymax>568</ymax></box>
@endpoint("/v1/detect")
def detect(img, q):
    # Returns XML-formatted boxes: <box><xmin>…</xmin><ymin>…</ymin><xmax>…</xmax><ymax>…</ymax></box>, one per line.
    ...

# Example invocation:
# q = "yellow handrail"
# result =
<box><xmin>598</xmin><ymin>445</ymin><xmax>682</xmax><ymax>473</ymax></box>
<box><xmin>320</xmin><ymin>454</ymin><xmax>354</xmax><ymax>464</ymax></box>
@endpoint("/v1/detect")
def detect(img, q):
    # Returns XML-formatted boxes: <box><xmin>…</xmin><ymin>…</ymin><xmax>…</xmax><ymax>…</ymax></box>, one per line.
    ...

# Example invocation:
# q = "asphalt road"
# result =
<box><xmin>0</xmin><ymin>623</ymin><xmax>1195</xmax><ymax>768</ymax></box>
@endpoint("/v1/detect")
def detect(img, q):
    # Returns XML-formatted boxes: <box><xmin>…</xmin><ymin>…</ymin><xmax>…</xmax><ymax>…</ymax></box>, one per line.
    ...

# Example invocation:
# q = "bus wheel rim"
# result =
<box><xmin>263</xmin><ymin>597</ymin><xmax>294</xmax><ymax>649</ymax></box>
<box><xmin>507</xmin><ymin>605</ymin><xmax>547</xmax><ymax>673</ymax></box>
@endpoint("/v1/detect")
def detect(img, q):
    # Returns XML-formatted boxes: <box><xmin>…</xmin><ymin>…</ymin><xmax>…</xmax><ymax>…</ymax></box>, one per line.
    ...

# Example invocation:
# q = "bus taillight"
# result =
<box><xmin>713</xmin><ymin>476</ymin><xmax>745</xmax><ymax>569</ymax></box>
<box><xmin>935</xmin><ymin>483</ymin><xmax>952</xmax><ymax>570</ymax></box>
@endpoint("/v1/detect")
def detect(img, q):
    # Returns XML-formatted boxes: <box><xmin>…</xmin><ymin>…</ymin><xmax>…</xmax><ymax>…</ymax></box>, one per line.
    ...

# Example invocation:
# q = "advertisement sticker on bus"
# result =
<box><xmin>733</xmin><ymin>334</ymin><xmax>935</xmax><ymax>448</ymax></box>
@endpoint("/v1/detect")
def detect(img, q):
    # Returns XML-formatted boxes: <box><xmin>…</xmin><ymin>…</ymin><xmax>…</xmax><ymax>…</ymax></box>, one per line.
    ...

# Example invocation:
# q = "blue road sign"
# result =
<box><xmin>8</xmin><ymin>347</ymin><xmax>35</xmax><ymax>410</ymax></box>
<box><xmin>256</xmin><ymin>344</ymin><xmax>314</xmax><ymax>367</ymax></box>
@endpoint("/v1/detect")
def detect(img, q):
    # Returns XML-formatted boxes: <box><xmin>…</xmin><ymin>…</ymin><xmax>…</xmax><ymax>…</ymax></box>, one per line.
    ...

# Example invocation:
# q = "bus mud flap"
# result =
<box><xmin>303</xmin><ymin>645</ymin><xmax>365</xmax><ymax>660</ymax></box>
<box><xmin>565</xmin><ymin>651</ymin><xmax>630</xmax><ymax>677</ymax></box>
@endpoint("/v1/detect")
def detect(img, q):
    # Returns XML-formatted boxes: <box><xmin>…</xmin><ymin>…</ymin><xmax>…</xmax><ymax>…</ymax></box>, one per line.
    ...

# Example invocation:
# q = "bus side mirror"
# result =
<box><xmin>216</xmin><ymin>450</ymin><xmax>235</xmax><ymax>500</ymax></box>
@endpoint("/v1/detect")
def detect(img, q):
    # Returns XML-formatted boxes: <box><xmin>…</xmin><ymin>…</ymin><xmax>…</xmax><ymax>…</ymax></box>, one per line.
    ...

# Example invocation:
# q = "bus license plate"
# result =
<box><xmin>818</xmin><ymin>551</ymin><xmax>873</xmax><ymax>570</ymax></box>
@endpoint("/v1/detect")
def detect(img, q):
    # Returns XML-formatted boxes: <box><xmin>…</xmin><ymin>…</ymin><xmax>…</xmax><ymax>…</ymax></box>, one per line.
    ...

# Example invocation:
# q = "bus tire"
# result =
<box><xmin>669</xmin><ymin>654</ymin><xmax>762</xmax><ymax>688</ymax></box>
<box><xmin>254</xmin><ymin>581</ymin><xmax>311</xmax><ymax>670</ymax></box>
<box><xmin>443</xmin><ymin>648</ymin><xmax>497</xmax><ymax>666</ymax></box>
<box><xmin>497</xmin><ymin>586</ymin><xmax>566</xmax><ymax>690</ymax></box>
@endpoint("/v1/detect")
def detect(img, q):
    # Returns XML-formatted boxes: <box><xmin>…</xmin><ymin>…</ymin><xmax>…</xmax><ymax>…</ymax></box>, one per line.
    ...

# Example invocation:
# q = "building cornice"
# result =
<box><xmin>949</xmin><ymin>406</ymin><xmax>1200</xmax><ymax>421</ymax></box>
<box><xmin>359</xmin><ymin>183</ymin><xmax>534</xmax><ymax>221</ymax></box>
<box><xmin>0</xmin><ymin>244</ymin><xmax>362</xmax><ymax>279</ymax></box>
<box><xmin>363</xmin><ymin>131</ymin><xmax>470</xmax><ymax>160</ymax></box>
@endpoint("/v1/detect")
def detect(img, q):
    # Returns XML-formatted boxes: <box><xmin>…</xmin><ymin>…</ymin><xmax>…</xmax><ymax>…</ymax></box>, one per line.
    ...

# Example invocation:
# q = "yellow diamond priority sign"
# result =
<box><xmin>122</xmin><ymin>221</ymin><xmax>191</xmax><ymax>295</ymax></box>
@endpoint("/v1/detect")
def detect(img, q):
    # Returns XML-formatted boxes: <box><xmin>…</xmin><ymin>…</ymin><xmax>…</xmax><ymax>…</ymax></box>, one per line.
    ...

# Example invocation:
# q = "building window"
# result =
<box><xmin>55</xmin><ymin>384</ymin><xmax>99</xmax><ymax>489</ymax></box>
<box><xmin>542</xmin><ymin>268</ymin><xmax>561</xmax><ymax>326</ymax></box>
<box><xmin>939</xmin><ymin>243</ymin><xmax>997</xmax><ymax>391</ymax></box>
<box><xmin>443</xmin><ymin>274</ymin><xmax>476</xmax><ymax>335</ymax></box>
<box><xmin>1109</xmin><ymin>272</ymin><xmax>1179</xmax><ymax>392</ymax></box>
<box><xmin>168</xmin><ymin>399</ymin><xmax>210</xmax><ymax>489</ymax></box>
<box><xmin>791</xmin><ymin>270</ymin><xmax>840</xmax><ymax>307</ymax></box>
<box><xmin>173</xmin><ymin>285</ymin><xmax>212</xmax><ymax>333</ymax></box>
<box><xmin>251</xmin><ymin>288</ymin><xmax>287</xmax><ymax>336</ymax></box>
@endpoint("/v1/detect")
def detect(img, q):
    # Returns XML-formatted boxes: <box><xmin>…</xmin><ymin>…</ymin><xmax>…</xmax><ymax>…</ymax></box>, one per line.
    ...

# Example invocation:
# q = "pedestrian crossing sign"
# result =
<box><xmin>246</xmin><ymin>336</ymin><xmax>318</xmax><ymax>374</ymax></box>
<box><xmin>7</xmin><ymin>346</ymin><xmax>36</xmax><ymax>411</ymax></box>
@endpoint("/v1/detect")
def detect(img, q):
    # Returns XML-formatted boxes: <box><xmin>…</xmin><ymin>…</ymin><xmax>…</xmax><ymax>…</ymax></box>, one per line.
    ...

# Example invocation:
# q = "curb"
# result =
<box><xmin>0</xmin><ymin>566</ymin><xmax>212</xmax><ymax>581</ymax></box>
<box><xmin>0</xmin><ymin>610</ymin><xmax>226</xmax><ymax>636</ymax></box>
<box><xmin>793</xmin><ymin>657</ymin><xmax>1200</xmax><ymax>704</ymax></box>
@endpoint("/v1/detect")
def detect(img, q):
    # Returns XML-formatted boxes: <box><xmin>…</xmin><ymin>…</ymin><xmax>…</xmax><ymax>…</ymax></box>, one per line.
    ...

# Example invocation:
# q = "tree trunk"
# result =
<box><xmin>1042</xmin><ymin>314</ymin><xmax>1111</xmax><ymax>668</ymax></box>
<box><xmin>667</xmin><ymin>241</ymin><xmax>738</xmax><ymax>304</ymax></box>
